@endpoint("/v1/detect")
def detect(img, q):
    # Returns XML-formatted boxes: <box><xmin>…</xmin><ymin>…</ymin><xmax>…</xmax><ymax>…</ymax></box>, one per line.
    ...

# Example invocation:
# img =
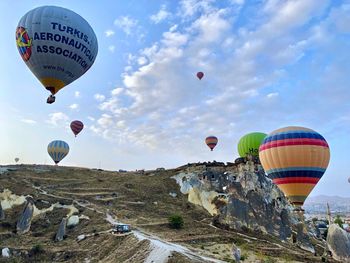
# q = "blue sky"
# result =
<box><xmin>1</xmin><ymin>0</ymin><xmax>350</xmax><ymax>197</ymax></box>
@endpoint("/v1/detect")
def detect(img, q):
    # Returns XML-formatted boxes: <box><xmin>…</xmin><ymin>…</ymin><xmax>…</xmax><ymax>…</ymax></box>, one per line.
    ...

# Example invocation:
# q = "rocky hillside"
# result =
<box><xmin>0</xmin><ymin>162</ymin><xmax>337</xmax><ymax>262</ymax></box>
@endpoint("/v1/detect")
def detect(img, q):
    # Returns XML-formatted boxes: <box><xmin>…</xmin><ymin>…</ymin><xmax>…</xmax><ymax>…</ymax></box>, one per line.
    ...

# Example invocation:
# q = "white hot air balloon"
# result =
<box><xmin>16</xmin><ymin>6</ymin><xmax>98</xmax><ymax>104</ymax></box>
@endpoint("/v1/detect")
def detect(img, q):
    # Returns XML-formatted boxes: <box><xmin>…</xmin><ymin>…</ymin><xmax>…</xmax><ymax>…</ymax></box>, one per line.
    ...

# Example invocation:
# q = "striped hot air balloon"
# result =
<box><xmin>47</xmin><ymin>140</ymin><xmax>69</xmax><ymax>165</ymax></box>
<box><xmin>70</xmin><ymin>120</ymin><xmax>84</xmax><ymax>137</ymax></box>
<box><xmin>205</xmin><ymin>136</ymin><xmax>218</xmax><ymax>151</ymax></box>
<box><xmin>259</xmin><ymin>126</ymin><xmax>330</xmax><ymax>209</ymax></box>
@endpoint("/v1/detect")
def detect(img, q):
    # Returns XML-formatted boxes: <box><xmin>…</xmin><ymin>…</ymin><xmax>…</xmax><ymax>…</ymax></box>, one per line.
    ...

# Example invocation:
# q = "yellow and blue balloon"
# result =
<box><xmin>47</xmin><ymin>140</ymin><xmax>69</xmax><ymax>165</ymax></box>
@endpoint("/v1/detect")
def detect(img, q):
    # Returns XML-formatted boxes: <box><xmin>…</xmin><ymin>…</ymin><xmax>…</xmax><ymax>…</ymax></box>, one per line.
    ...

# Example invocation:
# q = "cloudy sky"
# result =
<box><xmin>1</xmin><ymin>0</ymin><xmax>349</xmax><ymax>197</ymax></box>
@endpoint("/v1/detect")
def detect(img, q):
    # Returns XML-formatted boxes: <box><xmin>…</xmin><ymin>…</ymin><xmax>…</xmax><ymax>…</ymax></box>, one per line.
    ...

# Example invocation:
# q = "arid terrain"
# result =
<box><xmin>0</xmin><ymin>164</ymin><xmax>336</xmax><ymax>262</ymax></box>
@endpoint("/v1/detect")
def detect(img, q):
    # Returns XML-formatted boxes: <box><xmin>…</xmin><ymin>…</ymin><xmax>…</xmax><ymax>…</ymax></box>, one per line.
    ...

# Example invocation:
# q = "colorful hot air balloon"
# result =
<box><xmin>259</xmin><ymin>126</ymin><xmax>330</xmax><ymax>209</ymax></box>
<box><xmin>70</xmin><ymin>120</ymin><xmax>84</xmax><ymax>137</ymax></box>
<box><xmin>238</xmin><ymin>132</ymin><xmax>267</xmax><ymax>157</ymax></box>
<box><xmin>197</xmin><ymin>72</ymin><xmax>204</xmax><ymax>80</ymax></box>
<box><xmin>47</xmin><ymin>140</ymin><xmax>69</xmax><ymax>165</ymax></box>
<box><xmin>15</xmin><ymin>158</ymin><xmax>19</xmax><ymax>163</ymax></box>
<box><xmin>16</xmin><ymin>6</ymin><xmax>98</xmax><ymax>104</ymax></box>
<box><xmin>205</xmin><ymin>136</ymin><xmax>218</xmax><ymax>151</ymax></box>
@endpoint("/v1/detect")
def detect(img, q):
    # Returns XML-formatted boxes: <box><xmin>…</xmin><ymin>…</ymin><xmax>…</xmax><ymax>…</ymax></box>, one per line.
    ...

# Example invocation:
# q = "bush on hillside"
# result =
<box><xmin>168</xmin><ymin>214</ymin><xmax>184</xmax><ymax>229</ymax></box>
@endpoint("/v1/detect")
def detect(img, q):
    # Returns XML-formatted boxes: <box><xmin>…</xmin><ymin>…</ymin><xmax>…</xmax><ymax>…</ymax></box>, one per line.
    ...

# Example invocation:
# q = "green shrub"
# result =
<box><xmin>168</xmin><ymin>214</ymin><xmax>184</xmax><ymax>229</ymax></box>
<box><xmin>334</xmin><ymin>215</ymin><xmax>344</xmax><ymax>228</ymax></box>
<box><xmin>30</xmin><ymin>244</ymin><xmax>44</xmax><ymax>255</ymax></box>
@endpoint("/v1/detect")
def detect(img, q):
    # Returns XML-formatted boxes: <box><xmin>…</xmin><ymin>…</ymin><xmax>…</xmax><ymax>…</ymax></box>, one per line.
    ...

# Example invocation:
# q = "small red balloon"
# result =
<box><xmin>197</xmin><ymin>72</ymin><xmax>204</xmax><ymax>80</ymax></box>
<box><xmin>70</xmin><ymin>120</ymin><xmax>84</xmax><ymax>137</ymax></box>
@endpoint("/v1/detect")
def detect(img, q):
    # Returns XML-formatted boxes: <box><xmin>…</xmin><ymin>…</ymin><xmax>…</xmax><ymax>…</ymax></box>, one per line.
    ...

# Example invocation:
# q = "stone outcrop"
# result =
<box><xmin>173</xmin><ymin>160</ymin><xmax>314</xmax><ymax>251</ymax></box>
<box><xmin>55</xmin><ymin>217</ymin><xmax>67</xmax><ymax>242</ymax></box>
<box><xmin>0</xmin><ymin>202</ymin><xmax>4</xmax><ymax>220</ymax></box>
<box><xmin>327</xmin><ymin>224</ymin><xmax>350</xmax><ymax>262</ymax></box>
<box><xmin>67</xmin><ymin>215</ymin><xmax>79</xmax><ymax>228</ymax></box>
<box><xmin>16</xmin><ymin>197</ymin><xmax>34</xmax><ymax>234</ymax></box>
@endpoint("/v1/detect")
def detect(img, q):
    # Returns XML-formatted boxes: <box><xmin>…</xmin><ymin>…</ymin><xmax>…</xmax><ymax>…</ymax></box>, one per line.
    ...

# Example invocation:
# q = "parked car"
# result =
<box><xmin>112</xmin><ymin>224</ymin><xmax>131</xmax><ymax>234</ymax></box>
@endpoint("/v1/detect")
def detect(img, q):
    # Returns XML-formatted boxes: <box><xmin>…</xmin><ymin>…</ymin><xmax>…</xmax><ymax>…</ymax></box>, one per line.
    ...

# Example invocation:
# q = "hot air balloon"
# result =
<box><xmin>238</xmin><ymin>132</ymin><xmax>267</xmax><ymax>157</ymax></box>
<box><xmin>205</xmin><ymin>136</ymin><xmax>218</xmax><ymax>151</ymax></box>
<box><xmin>47</xmin><ymin>140</ymin><xmax>69</xmax><ymax>165</ymax></box>
<box><xmin>348</xmin><ymin>177</ymin><xmax>350</xmax><ymax>184</ymax></box>
<box><xmin>16</xmin><ymin>6</ymin><xmax>98</xmax><ymax>104</ymax></box>
<box><xmin>15</xmin><ymin>158</ymin><xmax>19</xmax><ymax>163</ymax></box>
<box><xmin>259</xmin><ymin>126</ymin><xmax>330</xmax><ymax>209</ymax></box>
<box><xmin>70</xmin><ymin>120</ymin><xmax>84</xmax><ymax>137</ymax></box>
<box><xmin>197</xmin><ymin>72</ymin><xmax>204</xmax><ymax>80</ymax></box>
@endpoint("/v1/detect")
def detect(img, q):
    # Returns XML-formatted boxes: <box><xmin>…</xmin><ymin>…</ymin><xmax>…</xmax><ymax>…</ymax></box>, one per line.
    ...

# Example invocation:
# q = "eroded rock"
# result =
<box><xmin>55</xmin><ymin>217</ymin><xmax>67</xmax><ymax>242</ymax></box>
<box><xmin>16</xmin><ymin>197</ymin><xmax>34</xmax><ymax>234</ymax></box>
<box><xmin>327</xmin><ymin>224</ymin><xmax>350</xmax><ymax>262</ymax></box>
<box><xmin>0</xmin><ymin>202</ymin><xmax>4</xmax><ymax>220</ymax></box>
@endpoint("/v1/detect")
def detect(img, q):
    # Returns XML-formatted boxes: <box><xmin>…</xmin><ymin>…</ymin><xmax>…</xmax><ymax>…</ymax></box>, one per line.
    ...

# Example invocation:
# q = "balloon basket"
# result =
<box><xmin>47</xmin><ymin>95</ymin><xmax>56</xmax><ymax>104</ymax></box>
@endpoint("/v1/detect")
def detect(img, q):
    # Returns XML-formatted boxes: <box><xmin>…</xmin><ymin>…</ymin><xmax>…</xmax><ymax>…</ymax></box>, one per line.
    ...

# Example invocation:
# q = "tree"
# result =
<box><xmin>334</xmin><ymin>215</ymin><xmax>344</xmax><ymax>228</ymax></box>
<box><xmin>168</xmin><ymin>214</ymin><xmax>184</xmax><ymax>229</ymax></box>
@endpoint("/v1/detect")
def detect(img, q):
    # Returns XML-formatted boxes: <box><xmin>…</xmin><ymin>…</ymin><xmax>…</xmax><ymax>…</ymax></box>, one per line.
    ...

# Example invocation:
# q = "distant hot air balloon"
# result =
<box><xmin>16</xmin><ymin>6</ymin><xmax>98</xmax><ymax>104</ymax></box>
<box><xmin>259</xmin><ymin>126</ymin><xmax>330</xmax><ymax>209</ymax></box>
<box><xmin>47</xmin><ymin>140</ymin><xmax>69</xmax><ymax>165</ymax></box>
<box><xmin>197</xmin><ymin>72</ymin><xmax>204</xmax><ymax>80</ymax></box>
<box><xmin>205</xmin><ymin>136</ymin><xmax>218</xmax><ymax>151</ymax></box>
<box><xmin>70</xmin><ymin>120</ymin><xmax>84</xmax><ymax>137</ymax></box>
<box><xmin>348</xmin><ymin>177</ymin><xmax>350</xmax><ymax>184</ymax></box>
<box><xmin>15</xmin><ymin>158</ymin><xmax>19</xmax><ymax>163</ymax></box>
<box><xmin>238</xmin><ymin>132</ymin><xmax>267</xmax><ymax>157</ymax></box>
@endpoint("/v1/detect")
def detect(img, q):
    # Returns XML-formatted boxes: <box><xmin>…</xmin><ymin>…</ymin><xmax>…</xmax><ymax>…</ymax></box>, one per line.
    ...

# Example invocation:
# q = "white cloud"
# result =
<box><xmin>97</xmin><ymin>114</ymin><xmax>114</xmax><ymax>128</ymax></box>
<box><xmin>21</xmin><ymin>119</ymin><xmax>36</xmax><ymax>125</ymax></box>
<box><xmin>105</xmin><ymin>29</ymin><xmax>115</xmax><ymax>37</ymax></box>
<box><xmin>114</xmin><ymin>16</ymin><xmax>138</xmax><ymax>35</ymax></box>
<box><xmin>266</xmin><ymin>92</ymin><xmax>279</xmax><ymax>98</ymax></box>
<box><xmin>88</xmin><ymin>116</ymin><xmax>95</xmax><ymax>121</ymax></box>
<box><xmin>94</xmin><ymin>94</ymin><xmax>106</xmax><ymax>102</ymax></box>
<box><xmin>46</xmin><ymin>112</ymin><xmax>69</xmax><ymax>126</ymax></box>
<box><xmin>111</xmin><ymin>88</ymin><xmax>124</xmax><ymax>96</ymax></box>
<box><xmin>230</xmin><ymin>0</ymin><xmax>244</xmax><ymax>5</ymax></box>
<box><xmin>69</xmin><ymin>104</ymin><xmax>79</xmax><ymax>110</ymax></box>
<box><xmin>137</xmin><ymin>57</ymin><xmax>148</xmax><ymax>65</ymax></box>
<box><xmin>74</xmin><ymin>91</ymin><xmax>80</xmax><ymax>98</ymax></box>
<box><xmin>150</xmin><ymin>5</ymin><xmax>171</xmax><ymax>24</ymax></box>
<box><xmin>108</xmin><ymin>45</ymin><xmax>116</xmax><ymax>53</ymax></box>
<box><xmin>89</xmin><ymin>0</ymin><xmax>349</xmax><ymax>168</ymax></box>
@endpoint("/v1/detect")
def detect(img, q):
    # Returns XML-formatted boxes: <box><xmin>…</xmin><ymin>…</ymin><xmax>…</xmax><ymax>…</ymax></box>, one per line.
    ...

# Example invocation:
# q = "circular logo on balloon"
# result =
<box><xmin>16</xmin><ymin>27</ymin><xmax>32</xmax><ymax>61</ymax></box>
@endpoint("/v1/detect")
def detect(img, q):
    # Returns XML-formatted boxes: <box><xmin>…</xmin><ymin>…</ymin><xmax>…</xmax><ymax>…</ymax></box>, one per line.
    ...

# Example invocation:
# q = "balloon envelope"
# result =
<box><xmin>259</xmin><ymin>126</ymin><xmax>330</xmax><ymax>208</ymax></box>
<box><xmin>47</xmin><ymin>140</ymin><xmax>69</xmax><ymax>164</ymax></box>
<box><xmin>238</xmin><ymin>132</ymin><xmax>267</xmax><ymax>157</ymax></box>
<box><xmin>205</xmin><ymin>136</ymin><xmax>218</xmax><ymax>151</ymax></box>
<box><xmin>197</xmin><ymin>72</ymin><xmax>204</xmax><ymax>80</ymax></box>
<box><xmin>16</xmin><ymin>6</ymin><xmax>98</xmax><ymax>99</ymax></box>
<box><xmin>70</xmin><ymin>120</ymin><xmax>84</xmax><ymax>136</ymax></box>
<box><xmin>15</xmin><ymin>158</ymin><xmax>19</xmax><ymax>163</ymax></box>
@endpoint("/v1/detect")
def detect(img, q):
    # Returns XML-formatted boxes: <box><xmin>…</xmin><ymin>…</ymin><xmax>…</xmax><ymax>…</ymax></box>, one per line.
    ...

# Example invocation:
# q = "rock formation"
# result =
<box><xmin>55</xmin><ymin>217</ymin><xmax>67</xmax><ymax>242</ymax></box>
<box><xmin>173</xmin><ymin>160</ymin><xmax>315</xmax><ymax>251</ymax></box>
<box><xmin>16</xmin><ymin>197</ymin><xmax>34</xmax><ymax>234</ymax></box>
<box><xmin>327</xmin><ymin>224</ymin><xmax>350</xmax><ymax>262</ymax></box>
